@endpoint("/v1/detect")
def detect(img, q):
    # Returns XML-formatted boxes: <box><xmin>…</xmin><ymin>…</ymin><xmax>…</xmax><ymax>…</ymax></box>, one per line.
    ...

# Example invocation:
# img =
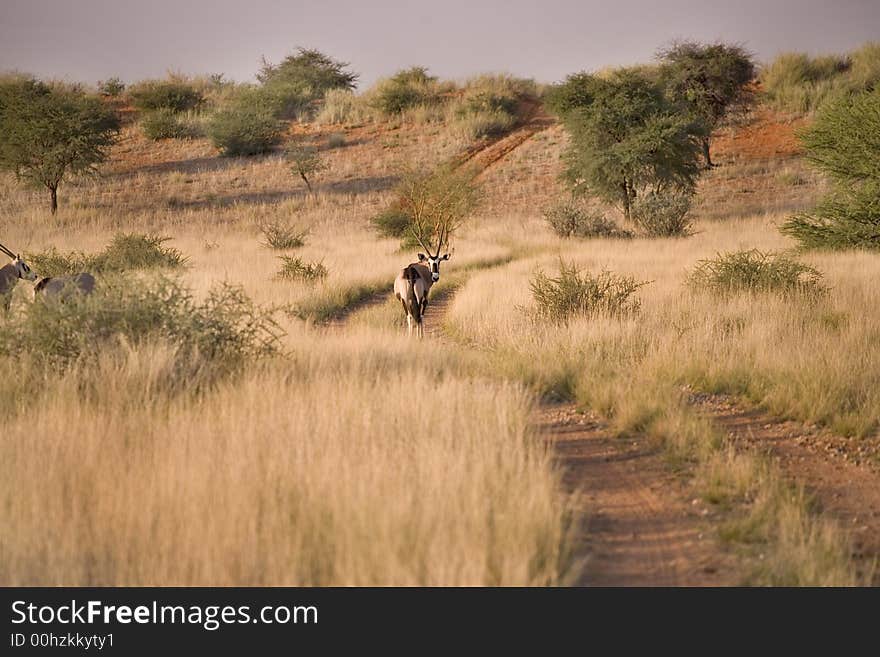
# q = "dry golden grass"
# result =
<box><xmin>0</xmin><ymin>102</ymin><xmax>872</xmax><ymax>586</ymax></box>
<box><xmin>0</xmin><ymin>334</ymin><xmax>573</xmax><ymax>585</ymax></box>
<box><xmin>444</xmin><ymin>212</ymin><xmax>876</xmax><ymax>584</ymax></box>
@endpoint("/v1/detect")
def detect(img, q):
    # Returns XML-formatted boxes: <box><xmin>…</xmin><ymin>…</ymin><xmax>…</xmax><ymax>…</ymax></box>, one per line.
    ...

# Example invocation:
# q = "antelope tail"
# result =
<box><xmin>402</xmin><ymin>266</ymin><xmax>422</xmax><ymax>323</ymax></box>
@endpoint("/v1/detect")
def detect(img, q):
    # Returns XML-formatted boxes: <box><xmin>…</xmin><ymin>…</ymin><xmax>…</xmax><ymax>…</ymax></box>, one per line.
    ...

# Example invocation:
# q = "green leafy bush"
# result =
<box><xmin>781</xmin><ymin>88</ymin><xmax>880</xmax><ymax>250</ymax></box>
<box><xmin>23</xmin><ymin>249</ymin><xmax>91</xmax><ymax>278</ymax></box>
<box><xmin>129</xmin><ymin>80</ymin><xmax>203</xmax><ymax>113</ymax></box>
<box><xmin>630</xmin><ymin>190</ymin><xmax>694</xmax><ymax>237</ymax></box>
<box><xmin>373</xmin><ymin>67</ymin><xmax>437</xmax><ymax>115</ymax></box>
<box><xmin>544</xmin><ymin>203</ymin><xmax>631</xmax><ymax>238</ymax></box>
<box><xmin>0</xmin><ymin>276</ymin><xmax>282</xmax><ymax>373</ymax></box>
<box><xmin>94</xmin><ymin>234</ymin><xmax>186</xmax><ymax>271</ymax></box>
<box><xmin>141</xmin><ymin>108</ymin><xmax>200</xmax><ymax>140</ymax></box>
<box><xmin>277</xmin><ymin>256</ymin><xmax>327</xmax><ymax>282</ymax></box>
<box><xmin>258</xmin><ymin>48</ymin><xmax>359</xmax><ymax>120</ymax></box>
<box><xmin>529</xmin><ymin>260</ymin><xmax>646</xmax><ymax>323</ymax></box>
<box><xmin>371</xmin><ymin>207</ymin><xmax>412</xmax><ymax>238</ymax></box>
<box><xmin>26</xmin><ymin>233</ymin><xmax>186</xmax><ymax>277</ymax></box>
<box><xmin>97</xmin><ymin>77</ymin><xmax>125</xmax><ymax>97</ymax></box>
<box><xmin>688</xmin><ymin>250</ymin><xmax>827</xmax><ymax>298</ymax></box>
<box><xmin>207</xmin><ymin>90</ymin><xmax>283</xmax><ymax>156</ymax></box>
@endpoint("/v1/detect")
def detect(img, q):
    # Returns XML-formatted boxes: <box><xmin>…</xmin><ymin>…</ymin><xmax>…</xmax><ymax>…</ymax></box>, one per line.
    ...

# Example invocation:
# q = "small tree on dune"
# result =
<box><xmin>0</xmin><ymin>77</ymin><xmax>120</xmax><ymax>214</ymax></box>
<box><xmin>396</xmin><ymin>165</ymin><xmax>481</xmax><ymax>253</ymax></box>
<box><xmin>657</xmin><ymin>41</ymin><xmax>757</xmax><ymax>168</ymax></box>
<box><xmin>285</xmin><ymin>142</ymin><xmax>326</xmax><ymax>193</ymax></box>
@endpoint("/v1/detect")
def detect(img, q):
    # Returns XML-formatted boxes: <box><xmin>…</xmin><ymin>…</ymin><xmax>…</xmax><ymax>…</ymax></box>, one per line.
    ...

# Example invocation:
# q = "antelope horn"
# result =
<box><xmin>0</xmin><ymin>241</ymin><xmax>17</xmax><ymax>259</ymax></box>
<box><xmin>435</xmin><ymin>223</ymin><xmax>447</xmax><ymax>256</ymax></box>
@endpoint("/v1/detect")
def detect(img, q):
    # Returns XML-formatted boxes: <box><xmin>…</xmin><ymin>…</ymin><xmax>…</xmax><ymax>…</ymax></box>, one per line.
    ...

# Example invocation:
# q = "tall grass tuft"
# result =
<box><xmin>277</xmin><ymin>256</ymin><xmax>328</xmax><ymax>282</ymax></box>
<box><xmin>260</xmin><ymin>222</ymin><xmax>308</xmax><ymax>250</ymax></box>
<box><xmin>688</xmin><ymin>250</ymin><xmax>827</xmax><ymax>298</ymax></box>
<box><xmin>315</xmin><ymin>89</ymin><xmax>375</xmax><ymax>125</ymax></box>
<box><xmin>761</xmin><ymin>43</ymin><xmax>880</xmax><ymax>114</ymax></box>
<box><xmin>529</xmin><ymin>260</ymin><xmax>646</xmax><ymax>323</ymax></box>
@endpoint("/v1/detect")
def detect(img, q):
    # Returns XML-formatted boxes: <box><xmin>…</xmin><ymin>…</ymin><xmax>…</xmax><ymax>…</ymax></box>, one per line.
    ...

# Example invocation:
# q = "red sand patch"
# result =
<box><xmin>713</xmin><ymin>109</ymin><xmax>808</xmax><ymax>161</ymax></box>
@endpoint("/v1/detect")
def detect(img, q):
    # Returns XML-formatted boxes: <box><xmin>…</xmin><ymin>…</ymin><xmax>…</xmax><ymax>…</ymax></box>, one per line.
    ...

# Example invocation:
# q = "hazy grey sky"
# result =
<box><xmin>1</xmin><ymin>0</ymin><xmax>878</xmax><ymax>86</ymax></box>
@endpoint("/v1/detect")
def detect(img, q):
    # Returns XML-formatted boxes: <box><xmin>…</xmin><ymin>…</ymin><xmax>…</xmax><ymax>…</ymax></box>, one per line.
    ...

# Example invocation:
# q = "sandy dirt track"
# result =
<box><xmin>537</xmin><ymin>405</ymin><xmax>742</xmax><ymax>586</ymax></box>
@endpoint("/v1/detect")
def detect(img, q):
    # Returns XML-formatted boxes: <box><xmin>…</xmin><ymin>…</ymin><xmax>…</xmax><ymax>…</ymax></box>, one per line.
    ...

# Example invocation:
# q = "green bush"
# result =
<box><xmin>23</xmin><ymin>249</ymin><xmax>91</xmax><ymax>278</ymax></box>
<box><xmin>26</xmin><ymin>233</ymin><xmax>186</xmax><ymax>277</ymax></box>
<box><xmin>141</xmin><ymin>108</ymin><xmax>199</xmax><ymax>140</ymax></box>
<box><xmin>630</xmin><ymin>190</ymin><xmax>694</xmax><ymax>237</ymax></box>
<box><xmin>277</xmin><ymin>256</ymin><xmax>327</xmax><ymax>282</ymax></box>
<box><xmin>257</xmin><ymin>48</ymin><xmax>358</xmax><ymax>120</ymax></box>
<box><xmin>781</xmin><ymin>88</ymin><xmax>880</xmax><ymax>250</ymax></box>
<box><xmin>688</xmin><ymin>249</ymin><xmax>827</xmax><ymax>298</ymax></box>
<box><xmin>371</xmin><ymin>207</ymin><xmax>412</xmax><ymax>238</ymax></box>
<box><xmin>544</xmin><ymin>203</ymin><xmax>631</xmax><ymax>238</ymax></box>
<box><xmin>0</xmin><ymin>276</ymin><xmax>282</xmax><ymax>373</ymax></box>
<box><xmin>260</xmin><ymin>222</ymin><xmax>308</xmax><ymax>250</ymax></box>
<box><xmin>97</xmin><ymin>77</ymin><xmax>125</xmax><ymax>97</ymax></box>
<box><xmin>529</xmin><ymin>260</ymin><xmax>645</xmax><ymax>323</ymax></box>
<box><xmin>94</xmin><ymin>234</ymin><xmax>186</xmax><ymax>271</ymax></box>
<box><xmin>327</xmin><ymin>132</ymin><xmax>346</xmax><ymax>148</ymax></box>
<box><xmin>129</xmin><ymin>80</ymin><xmax>203</xmax><ymax>113</ymax></box>
<box><xmin>373</xmin><ymin>67</ymin><xmax>438</xmax><ymax>115</ymax></box>
<box><xmin>207</xmin><ymin>91</ymin><xmax>283</xmax><ymax>156</ymax></box>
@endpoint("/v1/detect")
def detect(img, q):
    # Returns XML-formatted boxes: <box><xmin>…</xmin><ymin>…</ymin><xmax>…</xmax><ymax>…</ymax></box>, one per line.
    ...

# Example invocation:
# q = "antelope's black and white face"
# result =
<box><xmin>13</xmin><ymin>256</ymin><xmax>36</xmax><ymax>282</ymax></box>
<box><xmin>418</xmin><ymin>253</ymin><xmax>450</xmax><ymax>282</ymax></box>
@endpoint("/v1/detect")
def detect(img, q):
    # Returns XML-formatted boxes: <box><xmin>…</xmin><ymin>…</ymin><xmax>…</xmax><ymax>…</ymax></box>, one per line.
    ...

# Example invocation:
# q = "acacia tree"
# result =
<box><xmin>548</xmin><ymin>68</ymin><xmax>703</xmax><ymax>220</ymax></box>
<box><xmin>658</xmin><ymin>41</ymin><xmax>756</xmax><ymax>167</ymax></box>
<box><xmin>258</xmin><ymin>48</ymin><xmax>359</xmax><ymax>118</ymax></box>
<box><xmin>781</xmin><ymin>88</ymin><xmax>880</xmax><ymax>249</ymax></box>
<box><xmin>0</xmin><ymin>78</ymin><xmax>120</xmax><ymax>213</ymax></box>
<box><xmin>396</xmin><ymin>166</ymin><xmax>481</xmax><ymax>255</ymax></box>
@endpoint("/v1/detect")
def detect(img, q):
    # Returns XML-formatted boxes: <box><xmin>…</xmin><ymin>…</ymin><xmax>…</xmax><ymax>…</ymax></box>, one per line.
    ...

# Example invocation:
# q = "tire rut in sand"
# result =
<box><xmin>537</xmin><ymin>404</ymin><xmax>743</xmax><ymax>586</ymax></box>
<box><xmin>691</xmin><ymin>392</ymin><xmax>880</xmax><ymax>585</ymax></box>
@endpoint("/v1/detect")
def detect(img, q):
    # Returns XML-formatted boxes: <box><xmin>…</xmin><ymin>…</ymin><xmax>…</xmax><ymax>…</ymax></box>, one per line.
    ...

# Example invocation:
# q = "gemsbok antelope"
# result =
<box><xmin>34</xmin><ymin>272</ymin><xmax>96</xmax><ymax>301</ymax></box>
<box><xmin>0</xmin><ymin>242</ymin><xmax>38</xmax><ymax>310</ymax></box>
<box><xmin>393</xmin><ymin>231</ymin><xmax>451</xmax><ymax>338</ymax></box>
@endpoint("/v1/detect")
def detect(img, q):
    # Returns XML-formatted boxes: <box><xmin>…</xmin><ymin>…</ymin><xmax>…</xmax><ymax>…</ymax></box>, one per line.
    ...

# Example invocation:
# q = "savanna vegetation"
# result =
<box><xmin>1</xmin><ymin>38</ymin><xmax>879</xmax><ymax>587</ymax></box>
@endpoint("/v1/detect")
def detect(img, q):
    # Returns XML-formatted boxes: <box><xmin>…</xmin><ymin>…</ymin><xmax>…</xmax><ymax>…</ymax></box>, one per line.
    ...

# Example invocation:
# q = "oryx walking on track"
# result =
<box><xmin>0</xmin><ymin>241</ymin><xmax>37</xmax><ymax>310</ymax></box>
<box><xmin>393</xmin><ymin>230</ymin><xmax>451</xmax><ymax>338</ymax></box>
